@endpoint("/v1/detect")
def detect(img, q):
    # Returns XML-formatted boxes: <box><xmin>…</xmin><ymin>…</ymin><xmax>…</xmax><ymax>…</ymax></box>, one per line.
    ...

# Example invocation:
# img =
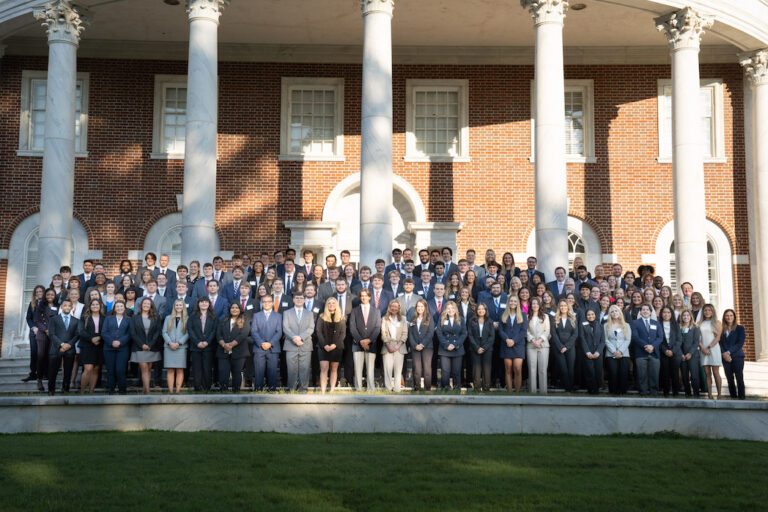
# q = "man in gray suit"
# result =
<box><xmin>282</xmin><ymin>292</ymin><xmax>315</xmax><ymax>391</ymax></box>
<box><xmin>137</xmin><ymin>279</ymin><xmax>167</xmax><ymax>319</ymax></box>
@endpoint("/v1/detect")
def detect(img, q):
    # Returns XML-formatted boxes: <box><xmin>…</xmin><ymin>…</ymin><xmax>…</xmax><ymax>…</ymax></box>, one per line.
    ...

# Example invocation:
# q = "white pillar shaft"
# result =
<box><xmin>753</xmin><ymin>81</ymin><xmax>768</xmax><ymax>359</ymax></box>
<box><xmin>182</xmin><ymin>16</ymin><xmax>219</xmax><ymax>265</ymax></box>
<box><xmin>360</xmin><ymin>9</ymin><xmax>393</xmax><ymax>268</ymax></box>
<box><xmin>671</xmin><ymin>47</ymin><xmax>709</xmax><ymax>293</ymax></box>
<box><xmin>533</xmin><ymin>20</ymin><xmax>568</xmax><ymax>280</ymax></box>
<box><xmin>38</xmin><ymin>41</ymin><xmax>77</xmax><ymax>282</ymax></box>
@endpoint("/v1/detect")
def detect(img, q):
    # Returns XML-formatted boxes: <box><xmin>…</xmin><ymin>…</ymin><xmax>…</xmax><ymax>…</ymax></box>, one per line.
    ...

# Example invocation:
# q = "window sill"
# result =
<box><xmin>657</xmin><ymin>157</ymin><xmax>728</xmax><ymax>164</ymax></box>
<box><xmin>403</xmin><ymin>155</ymin><xmax>471</xmax><ymax>163</ymax></box>
<box><xmin>529</xmin><ymin>155</ymin><xmax>597</xmax><ymax>164</ymax></box>
<box><xmin>17</xmin><ymin>150</ymin><xmax>89</xmax><ymax>158</ymax></box>
<box><xmin>150</xmin><ymin>153</ymin><xmax>185</xmax><ymax>160</ymax></box>
<box><xmin>278</xmin><ymin>154</ymin><xmax>346</xmax><ymax>162</ymax></box>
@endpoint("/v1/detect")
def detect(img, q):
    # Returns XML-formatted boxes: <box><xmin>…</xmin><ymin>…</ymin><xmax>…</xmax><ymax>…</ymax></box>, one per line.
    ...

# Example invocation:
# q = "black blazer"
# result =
<box><xmin>578</xmin><ymin>319</ymin><xmax>606</xmax><ymax>356</ymax></box>
<box><xmin>49</xmin><ymin>314</ymin><xmax>80</xmax><ymax>356</ymax></box>
<box><xmin>129</xmin><ymin>314</ymin><xmax>162</xmax><ymax>352</ymax></box>
<box><xmin>551</xmin><ymin>316</ymin><xmax>578</xmax><ymax>352</ymax></box>
<box><xmin>316</xmin><ymin>317</ymin><xmax>346</xmax><ymax>351</ymax></box>
<box><xmin>467</xmin><ymin>319</ymin><xmax>494</xmax><ymax>353</ymax></box>
<box><xmin>660</xmin><ymin>321</ymin><xmax>683</xmax><ymax>357</ymax></box>
<box><xmin>78</xmin><ymin>315</ymin><xmax>104</xmax><ymax>351</ymax></box>
<box><xmin>215</xmin><ymin>319</ymin><xmax>251</xmax><ymax>359</ymax></box>
<box><xmin>188</xmin><ymin>314</ymin><xmax>218</xmax><ymax>352</ymax></box>
<box><xmin>681</xmin><ymin>326</ymin><xmax>702</xmax><ymax>360</ymax></box>
<box><xmin>349</xmin><ymin>305</ymin><xmax>382</xmax><ymax>353</ymax></box>
<box><xmin>408</xmin><ymin>316</ymin><xmax>435</xmax><ymax>350</ymax></box>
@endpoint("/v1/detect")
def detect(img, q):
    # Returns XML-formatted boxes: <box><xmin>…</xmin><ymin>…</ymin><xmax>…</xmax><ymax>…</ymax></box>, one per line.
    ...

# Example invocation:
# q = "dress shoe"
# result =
<box><xmin>37</xmin><ymin>379</ymin><xmax>44</xmax><ymax>391</ymax></box>
<box><xmin>21</xmin><ymin>374</ymin><xmax>37</xmax><ymax>382</ymax></box>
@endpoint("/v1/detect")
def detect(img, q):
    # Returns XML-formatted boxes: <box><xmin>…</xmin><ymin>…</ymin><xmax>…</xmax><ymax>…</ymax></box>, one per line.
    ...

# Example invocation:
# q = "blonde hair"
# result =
<box><xmin>555</xmin><ymin>299</ymin><xmax>576</xmax><ymax>328</ymax></box>
<box><xmin>166</xmin><ymin>298</ymin><xmax>188</xmax><ymax>334</ymax></box>
<box><xmin>439</xmin><ymin>300</ymin><xmax>459</xmax><ymax>325</ymax></box>
<box><xmin>501</xmin><ymin>296</ymin><xmax>523</xmax><ymax>324</ymax></box>
<box><xmin>605</xmin><ymin>304</ymin><xmax>630</xmax><ymax>338</ymax></box>
<box><xmin>321</xmin><ymin>297</ymin><xmax>343</xmax><ymax>323</ymax></box>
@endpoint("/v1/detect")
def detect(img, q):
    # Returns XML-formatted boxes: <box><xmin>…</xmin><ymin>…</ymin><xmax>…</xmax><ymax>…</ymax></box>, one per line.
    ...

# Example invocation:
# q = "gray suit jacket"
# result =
<box><xmin>282</xmin><ymin>306</ymin><xmax>314</xmax><ymax>352</ymax></box>
<box><xmin>396</xmin><ymin>293</ymin><xmax>419</xmax><ymax>321</ymax></box>
<box><xmin>137</xmin><ymin>294</ymin><xmax>167</xmax><ymax>318</ymax></box>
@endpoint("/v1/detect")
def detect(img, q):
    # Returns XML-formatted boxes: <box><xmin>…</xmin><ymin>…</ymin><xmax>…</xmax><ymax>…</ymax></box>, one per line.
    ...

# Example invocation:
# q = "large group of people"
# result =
<box><xmin>22</xmin><ymin>246</ymin><xmax>747</xmax><ymax>399</ymax></box>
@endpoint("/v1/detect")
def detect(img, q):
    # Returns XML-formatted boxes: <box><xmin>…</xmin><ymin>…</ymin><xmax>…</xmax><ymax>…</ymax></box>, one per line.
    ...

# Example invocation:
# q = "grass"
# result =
<box><xmin>1</xmin><ymin>432</ymin><xmax>766</xmax><ymax>511</ymax></box>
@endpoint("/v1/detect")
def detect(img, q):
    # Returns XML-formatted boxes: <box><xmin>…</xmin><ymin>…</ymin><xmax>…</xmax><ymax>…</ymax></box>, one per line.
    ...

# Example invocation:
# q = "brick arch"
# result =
<box><xmin>567</xmin><ymin>209</ymin><xmax>611</xmax><ymax>255</ymax></box>
<box><xmin>0</xmin><ymin>207</ymin><xmax>96</xmax><ymax>250</ymax></box>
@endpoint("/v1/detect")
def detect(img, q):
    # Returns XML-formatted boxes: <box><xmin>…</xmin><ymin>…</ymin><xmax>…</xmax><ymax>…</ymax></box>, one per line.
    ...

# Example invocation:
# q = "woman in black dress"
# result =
<box><xmin>33</xmin><ymin>288</ymin><xmax>59</xmax><ymax>391</ymax></box>
<box><xmin>316</xmin><ymin>297</ymin><xmax>346</xmax><ymax>393</ymax></box>
<box><xmin>78</xmin><ymin>298</ymin><xmax>105</xmax><ymax>394</ymax></box>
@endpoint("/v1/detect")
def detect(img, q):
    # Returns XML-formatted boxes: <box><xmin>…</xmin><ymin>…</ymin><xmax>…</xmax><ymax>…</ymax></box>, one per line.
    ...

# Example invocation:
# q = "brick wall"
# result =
<box><xmin>0</xmin><ymin>56</ymin><xmax>754</xmax><ymax>358</ymax></box>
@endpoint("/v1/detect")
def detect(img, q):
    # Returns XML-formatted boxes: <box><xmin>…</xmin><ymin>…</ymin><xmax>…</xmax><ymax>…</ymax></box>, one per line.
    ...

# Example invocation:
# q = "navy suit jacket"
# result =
<box><xmin>414</xmin><ymin>281</ymin><xmax>434</xmax><ymax>301</ymax></box>
<box><xmin>209</xmin><ymin>295</ymin><xmax>230</xmax><ymax>321</ymax></box>
<box><xmin>221</xmin><ymin>280</ymin><xmax>250</xmax><ymax>304</ymax></box>
<box><xmin>631</xmin><ymin>318</ymin><xmax>663</xmax><ymax>359</ymax></box>
<box><xmin>370</xmin><ymin>288</ymin><xmax>394</xmax><ymax>317</ymax></box>
<box><xmin>77</xmin><ymin>273</ymin><xmax>95</xmax><ymax>291</ymax></box>
<box><xmin>720</xmin><ymin>325</ymin><xmax>746</xmax><ymax>359</ymax></box>
<box><xmin>153</xmin><ymin>267</ymin><xmax>176</xmax><ymax>287</ymax></box>
<box><xmin>250</xmin><ymin>310</ymin><xmax>283</xmax><ymax>353</ymax></box>
<box><xmin>522</xmin><ymin>269</ymin><xmax>546</xmax><ymax>283</ymax></box>
<box><xmin>482</xmin><ymin>293</ymin><xmax>509</xmax><ymax>323</ymax></box>
<box><xmin>547</xmin><ymin>280</ymin><xmax>568</xmax><ymax>298</ymax></box>
<box><xmin>102</xmin><ymin>315</ymin><xmax>131</xmax><ymax>351</ymax></box>
<box><xmin>384</xmin><ymin>262</ymin><xmax>406</xmax><ymax>276</ymax></box>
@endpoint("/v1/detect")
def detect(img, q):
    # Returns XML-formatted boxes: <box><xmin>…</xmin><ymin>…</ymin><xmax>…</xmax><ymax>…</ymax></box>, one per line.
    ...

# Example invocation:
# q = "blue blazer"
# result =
<box><xmin>499</xmin><ymin>312</ymin><xmax>528</xmax><ymax>345</ymax></box>
<box><xmin>221</xmin><ymin>280</ymin><xmax>248</xmax><ymax>304</ymax></box>
<box><xmin>209</xmin><ymin>296</ymin><xmax>230</xmax><ymax>321</ymax></box>
<box><xmin>250</xmin><ymin>310</ymin><xmax>283</xmax><ymax>353</ymax></box>
<box><xmin>436</xmin><ymin>317</ymin><xmax>466</xmax><ymax>357</ymax></box>
<box><xmin>102</xmin><ymin>315</ymin><xmax>131</xmax><ymax>351</ymax></box>
<box><xmin>631</xmin><ymin>318</ymin><xmax>663</xmax><ymax>359</ymax></box>
<box><xmin>370</xmin><ymin>288</ymin><xmax>395</xmax><ymax>317</ymax></box>
<box><xmin>414</xmin><ymin>281</ymin><xmax>434</xmax><ymax>301</ymax></box>
<box><xmin>481</xmin><ymin>293</ymin><xmax>508</xmax><ymax>323</ymax></box>
<box><xmin>720</xmin><ymin>325</ymin><xmax>746</xmax><ymax>359</ymax></box>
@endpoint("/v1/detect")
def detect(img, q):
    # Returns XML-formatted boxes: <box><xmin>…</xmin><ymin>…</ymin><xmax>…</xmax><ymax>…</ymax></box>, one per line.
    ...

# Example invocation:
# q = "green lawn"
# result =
<box><xmin>1</xmin><ymin>432</ymin><xmax>765</xmax><ymax>511</ymax></box>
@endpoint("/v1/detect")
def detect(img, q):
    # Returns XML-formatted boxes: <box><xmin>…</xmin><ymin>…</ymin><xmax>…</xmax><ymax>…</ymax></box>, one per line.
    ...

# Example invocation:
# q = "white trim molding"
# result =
<box><xmin>152</xmin><ymin>74</ymin><xmax>188</xmax><ymax>159</ymax></box>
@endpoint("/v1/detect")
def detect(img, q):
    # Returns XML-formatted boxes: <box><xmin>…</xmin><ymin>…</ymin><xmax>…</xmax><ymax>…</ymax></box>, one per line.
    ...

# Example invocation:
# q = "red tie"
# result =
<box><xmin>437</xmin><ymin>300</ymin><xmax>442</xmax><ymax>314</ymax></box>
<box><xmin>241</xmin><ymin>298</ymin><xmax>246</xmax><ymax>310</ymax></box>
<box><xmin>149</xmin><ymin>295</ymin><xmax>154</xmax><ymax>301</ymax></box>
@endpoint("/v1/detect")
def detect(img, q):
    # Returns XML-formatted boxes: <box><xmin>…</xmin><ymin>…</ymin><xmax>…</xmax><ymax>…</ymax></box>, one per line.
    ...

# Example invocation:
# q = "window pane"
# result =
<box><xmin>662</xmin><ymin>84</ymin><xmax>715</xmax><ymax>159</ymax></box>
<box><xmin>289</xmin><ymin>87</ymin><xmax>337</xmax><ymax>155</ymax></box>
<box><xmin>413</xmin><ymin>87</ymin><xmax>460</xmax><ymax>156</ymax></box>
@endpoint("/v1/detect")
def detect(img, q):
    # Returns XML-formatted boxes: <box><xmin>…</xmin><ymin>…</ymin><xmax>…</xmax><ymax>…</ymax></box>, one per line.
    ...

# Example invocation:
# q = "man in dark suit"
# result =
<box><xmin>482</xmin><ymin>282</ymin><xmax>508</xmax><ymax>325</ymax></box>
<box><xmin>574</xmin><ymin>265</ymin><xmax>598</xmax><ymax>287</ymax></box>
<box><xmin>523</xmin><ymin>256</ymin><xmax>546</xmax><ymax>284</ymax></box>
<box><xmin>351</xmin><ymin>266</ymin><xmax>372</xmax><ymax>297</ymax></box>
<box><xmin>77</xmin><ymin>259</ymin><xmax>96</xmax><ymax>291</ymax></box>
<box><xmin>611</xmin><ymin>263</ymin><xmax>625</xmax><ymax>290</ymax></box>
<box><xmin>135</xmin><ymin>252</ymin><xmax>158</xmax><ymax>287</ymax></box>
<box><xmin>192</xmin><ymin>263</ymin><xmax>215</xmax><ymax>301</ymax></box>
<box><xmin>300</xmin><ymin>249</ymin><xmax>316</xmax><ymax>277</ymax></box>
<box><xmin>271</xmin><ymin>280</ymin><xmax>292</xmax><ymax>314</ymax></box>
<box><xmin>384</xmin><ymin>248</ymin><xmax>406</xmax><ymax>276</ymax></box>
<box><xmin>279</xmin><ymin>259</ymin><xmax>303</xmax><ymax>294</ymax></box>
<box><xmin>171</xmin><ymin>280</ymin><xmax>194</xmax><ymax>315</ymax></box>
<box><xmin>222</xmin><ymin>266</ymin><xmax>248</xmax><ymax>304</ymax></box>
<box><xmin>547</xmin><ymin>266</ymin><xmax>569</xmax><ymax>299</ymax></box>
<box><xmin>47</xmin><ymin>299</ymin><xmax>80</xmax><ymax>395</ymax></box>
<box><xmin>154</xmin><ymin>254</ymin><xmax>177</xmax><ymax>288</ymax></box>
<box><xmin>250</xmin><ymin>294</ymin><xmax>283</xmax><ymax>391</ymax></box>
<box><xmin>349</xmin><ymin>289</ymin><xmax>381</xmax><ymax>391</ymax></box>
<box><xmin>432</xmin><ymin>262</ymin><xmax>448</xmax><ymax>285</ymax></box>
<box><xmin>427</xmin><ymin>282</ymin><xmax>447</xmax><ymax>325</ymax></box>
<box><xmin>631</xmin><ymin>304</ymin><xmax>663</xmax><ymax>396</ymax></box>
<box><xmin>370</xmin><ymin>273</ymin><xmax>394</xmax><ymax>318</ymax></box>
<box><xmin>206</xmin><ymin>280</ymin><xmax>229</xmax><ymax>321</ymax></box>
<box><xmin>415</xmin><ymin>249</ymin><xmax>434</xmax><ymax>277</ymax></box>
<box><xmin>339</xmin><ymin>250</ymin><xmax>356</xmax><ymax>272</ymax></box>
<box><xmin>386</xmin><ymin>270</ymin><xmax>404</xmax><ymax>298</ymax></box>
<box><xmin>112</xmin><ymin>259</ymin><xmax>136</xmax><ymax>288</ymax></box>
<box><xmin>415</xmin><ymin>268</ymin><xmax>434</xmax><ymax>300</ymax></box>
<box><xmin>441</xmin><ymin>247</ymin><xmax>459</xmax><ymax>276</ymax></box>
<box><xmin>318</xmin><ymin>266</ymin><xmax>341</xmax><ymax>302</ymax></box>
<box><xmin>212</xmin><ymin>255</ymin><xmax>230</xmax><ymax>286</ymax></box>
<box><xmin>576</xmin><ymin>282</ymin><xmax>600</xmax><ymax>319</ymax></box>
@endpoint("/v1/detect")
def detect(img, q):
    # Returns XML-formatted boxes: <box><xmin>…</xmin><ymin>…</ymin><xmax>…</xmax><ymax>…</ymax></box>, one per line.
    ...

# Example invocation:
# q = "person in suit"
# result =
<box><xmin>204</xmin><ymin>280</ymin><xmax>229</xmax><ymax>321</ymax></box>
<box><xmin>171</xmin><ymin>280</ymin><xmax>195</xmax><ymax>315</ymax></box>
<box><xmin>679</xmin><ymin>309</ymin><xmax>702</xmax><ymax>397</ymax></box>
<box><xmin>551</xmin><ymin>299</ymin><xmax>578</xmax><ymax>392</ymax></box>
<box><xmin>77</xmin><ymin>298</ymin><xmax>105</xmax><ymax>395</ymax></box>
<box><xmin>77</xmin><ymin>259</ymin><xmax>96</xmax><ymax>291</ymax></box>
<box><xmin>658</xmin><ymin>306</ymin><xmax>683</xmax><ymax>397</ymax></box>
<box><xmin>579</xmin><ymin>308</ymin><xmax>605</xmax><ymax>395</ymax></box>
<box><xmin>212</xmin><ymin>255</ymin><xmax>231</xmax><ymax>286</ymax></box>
<box><xmin>467</xmin><ymin>302</ymin><xmax>494</xmax><ymax>391</ymax></box>
<box><xmin>299</xmin><ymin>249</ymin><xmax>316</xmax><ymax>277</ymax></box>
<box><xmin>247</xmin><ymin>261</ymin><xmax>266</xmax><ymax>292</ymax></box>
<box><xmin>380</xmin><ymin>300</ymin><xmax>408</xmax><ymax>392</ymax></box>
<box><xmin>112</xmin><ymin>259</ymin><xmax>136</xmax><ymax>288</ymax></box>
<box><xmin>464</xmin><ymin>249</ymin><xmax>485</xmax><ymax>281</ymax></box>
<box><xmin>188</xmin><ymin>297</ymin><xmax>218</xmax><ymax>392</ymax></box>
<box><xmin>387</xmin><ymin>270</ymin><xmax>404</xmax><ymax>298</ymax></box>
<box><xmin>22</xmin><ymin>286</ymin><xmax>45</xmax><ymax>384</ymax></box>
<box><xmin>250</xmin><ymin>295</ymin><xmax>282</xmax><ymax>392</ymax></box>
<box><xmin>137</xmin><ymin>279</ymin><xmax>167</xmax><ymax>318</ymax></box>
<box><xmin>192</xmin><ymin>263</ymin><xmax>215</xmax><ymax>300</ymax></box>
<box><xmin>316</xmin><ymin>297</ymin><xmax>346</xmax><ymax>393</ymax></box>
<box><xmin>415</xmin><ymin>249</ymin><xmax>434</xmax><ymax>277</ymax></box>
<box><xmin>349</xmin><ymin>289</ymin><xmax>381</xmax><ymax>391</ymax></box>
<box><xmin>270</xmin><ymin>279</ymin><xmax>292</xmax><ymax>314</ymax></box>
<box><xmin>221</xmin><ymin>266</ymin><xmax>248</xmax><ymax>304</ymax></box>
<box><xmin>720</xmin><ymin>309</ymin><xmax>746</xmax><ymax>400</ymax></box>
<box><xmin>481</xmin><ymin>282</ymin><xmax>508</xmax><ymax>321</ymax></box>
<box><xmin>414</xmin><ymin>268</ymin><xmax>434</xmax><ymax>300</ymax></box>
<box><xmin>522</xmin><ymin>256</ymin><xmax>546</xmax><ymax>284</ymax></box>
<box><xmin>499</xmin><ymin>296</ymin><xmax>528</xmax><ymax>392</ymax></box>
<box><xmin>547</xmin><ymin>267</ymin><xmax>568</xmax><ymax>299</ymax></box>
<box><xmin>154</xmin><ymin>254</ymin><xmax>177</xmax><ymax>288</ymax></box>
<box><xmin>436</xmin><ymin>301</ymin><xmax>466</xmax><ymax>390</ymax></box>
<box><xmin>216</xmin><ymin>302</ymin><xmax>251</xmax><ymax>393</ymax></box>
<box><xmin>47</xmin><ymin>299</ymin><xmax>79</xmax><ymax>395</ymax></box>
<box><xmin>432</xmin><ymin>262</ymin><xmax>448</xmax><ymax>286</ymax></box>
<box><xmin>319</xmin><ymin>279</ymin><xmax>350</xmax><ymax>387</ymax></box>
<box><xmin>282</xmin><ymin>293</ymin><xmax>315</xmax><ymax>391</ymax></box>
<box><xmin>129</xmin><ymin>298</ymin><xmax>162</xmax><ymax>394</ymax></box>
<box><xmin>102</xmin><ymin>300</ymin><xmax>131</xmax><ymax>394</ymax></box>
<box><xmin>604</xmin><ymin>305</ymin><xmax>632</xmax><ymax>395</ymax></box>
<box><xmin>440</xmin><ymin>247</ymin><xmax>459</xmax><ymax>276</ymax></box>
<box><xmin>631</xmin><ymin>303</ymin><xmax>663</xmax><ymax>396</ymax></box>
<box><xmin>339</xmin><ymin>250</ymin><xmax>356</xmax><ymax>273</ymax></box>
<box><xmin>408</xmin><ymin>299</ymin><xmax>435</xmax><ymax>391</ymax></box>
<box><xmin>526</xmin><ymin>297</ymin><xmax>551</xmax><ymax>394</ymax></box>
<box><xmin>162</xmin><ymin>299</ymin><xmax>189</xmax><ymax>394</ymax></box>
<box><xmin>370</xmin><ymin>274</ymin><xmax>394</xmax><ymax>318</ymax></box>
<box><xmin>33</xmin><ymin>288</ymin><xmax>59</xmax><ymax>391</ymax></box>
<box><xmin>384</xmin><ymin>248</ymin><xmax>406</xmax><ymax>276</ymax></box>
<box><xmin>279</xmin><ymin>259</ymin><xmax>302</xmax><ymax>293</ymax></box>
<box><xmin>396</xmin><ymin>278</ymin><xmax>418</xmax><ymax>321</ymax></box>
<box><xmin>318</xmin><ymin>266</ymin><xmax>341</xmax><ymax>302</ymax></box>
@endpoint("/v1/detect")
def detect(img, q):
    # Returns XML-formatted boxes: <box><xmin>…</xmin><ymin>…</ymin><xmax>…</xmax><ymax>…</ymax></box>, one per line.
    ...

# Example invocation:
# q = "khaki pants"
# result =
<box><xmin>526</xmin><ymin>345</ymin><xmax>549</xmax><ymax>394</ymax></box>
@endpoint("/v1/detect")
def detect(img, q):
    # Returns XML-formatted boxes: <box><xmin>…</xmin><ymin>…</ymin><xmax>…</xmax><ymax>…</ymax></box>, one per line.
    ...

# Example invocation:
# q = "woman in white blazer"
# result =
<box><xmin>526</xmin><ymin>297</ymin><xmax>551</xmax><ymax>394</ymax></box>
<box><xmin>380</xmin><ymin>300</ymin><xmax>409</xmax><ymax>392</ymax></box>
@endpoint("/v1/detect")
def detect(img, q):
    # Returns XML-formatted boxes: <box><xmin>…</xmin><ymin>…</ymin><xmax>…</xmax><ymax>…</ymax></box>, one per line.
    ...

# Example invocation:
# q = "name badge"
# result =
<box><xmin>398</xmin><ymin>292</ymin><xmax>404</xmax><ymax>297</ymax></box>
<box><xmin>282</xmin><ymin>302</ymin><xmax>289</xmax><ymax>307</ymax></box>
<box><xmin>249</xmin><ymin>281</ymin><xmax>256</xmax><ymax>286</ymax></box>
<box><xmin>417</xmin><ymin>291</ymin><xmax>424</xmax><ymax>295</ymax></box>
<box><xmin>650</xmin><ymin>325</ymin><xmax>657</xmax><ymax>330</ymax></box>
<box><xmin>246</xmin><ymin>304</ymin><xmax>253</xmax><ymax>310</ymax></box>
<box><xmin>582</xmin><ymin>321</ymin><xmax>589</xmax><ymax>326</ymax></box>
<box><xmin>549</xmin><ymin>311</ymin><xmax>556</xmax><ymax>316</ymax></box>
<box><xmin>444</xmin><ymin>320</ymin><xmax>450</xmax><ymax>326</ymax></box>
<box><xmin>313</xmin><ymin>307</ymin><xmax>319</xmax><ymax>313</ymax></box>
<box><xmin>50</xmin><ymin>306</ymin><xmax>58</xmax><ymax>311</ymax></box>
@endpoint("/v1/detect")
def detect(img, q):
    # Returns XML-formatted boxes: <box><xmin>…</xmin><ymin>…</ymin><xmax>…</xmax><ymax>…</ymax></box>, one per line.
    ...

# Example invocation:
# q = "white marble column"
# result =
<box><xmin>181</xmin><ymin>0</ymin><xmax>227</xmax><ymax>265</ymax></box>
<box><xmin>360</xmin><ymin>0</ymin><xmax>394</xmax><ymax>267</ymax></box>
<box><xmin>656</xmin><ymin>8</ymin><xmax>713</xmax><ymax>294</ymax></box>
<box><xmin>521</xmin><ymin>0</ymin><xmax>569</xmax><ymax>280</ymax></box>
<box><xmin>33</xmin><ymin>1</ymin><xmax>88</xmax><ymax>283</ymax></box>
<box><xmin>741</xmin><ymin>49</ymin><xmax>768</xmax><ymax>360</ymax></box>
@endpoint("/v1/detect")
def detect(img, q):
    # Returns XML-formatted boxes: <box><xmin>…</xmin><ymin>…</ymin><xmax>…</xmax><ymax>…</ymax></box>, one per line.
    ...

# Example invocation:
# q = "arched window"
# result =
<box><xmin>567</xmin><ymin>231</ymin><xmax>586</xmax><ymax>270</ymax></box>
<box><xmin>158</xmin><ymin>225</ymin><xmax>182</xmax><ymax>270</ymax></box>
<box><xmin>143</xmin><ymin>213</ymin><xmax>221</xmax><ymax>269</ymax></box>
<box><xmin>669</xmin><ymin>239</ymin><xmax>719</xmax><ymax>310</ymax></box>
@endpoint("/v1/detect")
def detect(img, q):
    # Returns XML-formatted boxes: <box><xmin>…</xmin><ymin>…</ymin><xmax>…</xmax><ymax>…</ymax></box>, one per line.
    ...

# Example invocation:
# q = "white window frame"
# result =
<box><xmin>657</xmin><ymin>78</ymin><xmax>726</xmax><ymax>164</ymax></box>
<box><xmin>18</xmin><ymin>70</ymin><xmax>89</xmax><ymax>158</ymax></box>
<box><xmin>152</xmin><ymin>74</ymin><xmax>188</xmax><ymax>160</ymax></box>
<box><xmin>405</xmin><ymin>79</ymin><xmax>470</xmax><ymax>163</ymax></box>
<box><xmin>530</xmin><ymin>79</ymin><xmax>595</xmax><ymax>163</ymax></box>
<box><xmin>279</xmin><ymin>77</ymin><xmax>345</xmax><ymax>162</ymax></box>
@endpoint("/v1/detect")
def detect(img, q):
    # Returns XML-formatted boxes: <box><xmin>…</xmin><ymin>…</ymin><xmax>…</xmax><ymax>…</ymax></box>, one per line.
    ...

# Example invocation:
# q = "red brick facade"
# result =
<box><xmin>0</xmin><ymin>56</ymin><xmax>754</xmax><ymax>358</ymax></box>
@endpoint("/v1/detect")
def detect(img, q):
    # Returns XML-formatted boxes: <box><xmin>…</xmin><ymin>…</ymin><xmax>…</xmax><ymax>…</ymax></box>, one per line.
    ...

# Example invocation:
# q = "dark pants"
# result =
<box><xmin>28</xmin><ymin>330</ymin><xmax>38</xmax><ymax>377</ymax></box>
<box><xmin>660</xmin><ymin>352</ymin><xmax>682</xmax><ymax>396</ymax></box>
<box><xmin>554</xmin><ymin>347</ymin><xmax>576</xmax><ymax>391</ymax></box>
<box><xmin>491</xmin><ymin>335</ymin><xmax>504</xmax><ymax>387</ymax></box>
<box><xmin>411</xmin><ymin>348</ymin><xmax>433</xmax><ymax>390</ymax></box>
<box><xmin>48</xmin><ymin>351</ymin><xmax>74</xmax><ymax>393</ymax></box>
<box><xmin>190</xmin><ymin>350</ymin><xmax>214</xmax><ymax>391</ymax></box>
<box><xmin>682</xmin><ymin>356</ymin><xmax>701</xmax><ymax>397</ymax></box>
<box><xmin>279</xmin><ymin>351</ymin><xmax>288</xmax><ymax>387</ymax></box>
<box><xmin>581</xmin><ymin>354</ymin><xmax>602</xmax><ymax>394</ymax></box>
<box><xmin>470</xmin><ymin>350</ymin><xmax>493</xmax><ymax>390</ymax></box>
<box><xmin>243</xmin><ymin>344</ymin><xmax>255</xmax><ymax>384</ymax></box>
<box><xmin>723</xmin><ymin>357</ymin><xmax>745</xmax><ymax>399</ymax></box>
<box><xmin>152</xmin><ymin>352</ymin><xmax>164</xmax><ymax>385</ymax></box>
<box><xmin>218</xmin><ymin>357</ymin><xmax>245</xmax><ymax>392</ymax></box>
<box><xmin>103</xmin><ymin>348</ymin><xmax>130</xmax><ymax>393</ymax></box>
<box><xmin>462</xmin><ymin>341</ymin><xmax>473</xmax><ymax>386</ymax></box>
<box><xmin>254</xmin><ymin>351</ymin><xmax>279</xmax><ymax>391</ymax></box>
<box><xmin>36</xmin><ymin>335</ymin><xmax>50</xmax><ymax>380</ymax></box>
<box><xmin>310</xmin><ymin>343</ymin><xmax>320</xmax><ymax>386</ymax></box>
<box><xmin>431</xmin><ymin>346</ymin><xmax>440</xmax><ymax>388</ymax></box>
<box><xmin>342</xmin><ymin>344</ymin><xmax>355</xmax><ymax>386</ymax></box>
<box><xmin>440</xmin><ymin>355</ymin><xmax>462</xmax><ymax>389</ymax></box>
<box><xmin>606</xmin><ymin>356</ymin><xmax>629</xmax><ymax>394</ymax></box>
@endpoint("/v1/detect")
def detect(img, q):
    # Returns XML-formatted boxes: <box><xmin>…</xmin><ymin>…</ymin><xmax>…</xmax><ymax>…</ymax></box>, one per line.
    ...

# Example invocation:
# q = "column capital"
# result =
<box><xmin>521</xmin><ymin>0</ymin><xmax>568</xmax><ymax>26</ymax></box>
<box><xmin>186</xmin><ymin>0</ymin><xmax>229</xmax><ymax>23</ymax></box>
<box><xmin>655</xmin><ymin>7</ymin><xmax>713</xmax><ymax>52</ymax></box>
<box><xmin>33</xmin><ymin>0</ymin><xmax>90</xmax><ymax>46</ymax></box>
<box><xmin>361</xmin><ymin>0</ymin><xmax>394</xmax><ymax>17</ymax></box>
<box><xmin>740</xmin><ymin>49</ymin><xmax>768</xmax><ymax>87</ymax></box>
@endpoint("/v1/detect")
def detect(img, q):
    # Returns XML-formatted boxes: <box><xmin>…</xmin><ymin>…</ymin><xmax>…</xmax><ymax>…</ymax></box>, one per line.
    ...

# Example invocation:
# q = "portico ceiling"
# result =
<box><xmin>1</xmin><ymin>0</ymin><xmax>766</xmax><ymax>61</ymax></box>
